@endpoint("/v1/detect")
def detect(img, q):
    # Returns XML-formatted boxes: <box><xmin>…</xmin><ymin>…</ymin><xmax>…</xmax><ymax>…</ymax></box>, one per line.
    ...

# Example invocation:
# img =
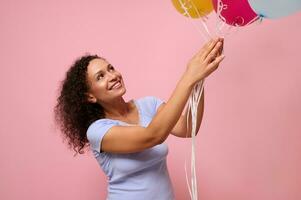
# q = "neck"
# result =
<box><xmin>101</xmin><ymin>97</ymin><xmax>131</xmax><ymax>119</ymax></box>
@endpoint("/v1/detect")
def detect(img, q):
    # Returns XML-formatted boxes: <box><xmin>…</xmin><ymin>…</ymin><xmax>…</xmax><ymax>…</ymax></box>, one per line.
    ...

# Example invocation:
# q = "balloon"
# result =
<box><xmin>248</xmin><ymin>0</ymin><xmax>301</xmax><ymax>19</ymax></box>
<box><xmin>212</xmin><ymin>0</ymin><xmax>258</xmax><ymax>26</ymax></box>
<box><xmin>171</xmin><ymin>0</ymin><xmax>214</xmax><ymax>18</ymax></box>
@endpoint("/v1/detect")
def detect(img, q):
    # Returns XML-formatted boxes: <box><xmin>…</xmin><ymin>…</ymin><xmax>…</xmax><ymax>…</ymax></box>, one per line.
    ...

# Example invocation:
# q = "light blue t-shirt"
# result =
<box><xmin>87</xmin><ymin>96</ymin><xmax>175</xmax><ymax>200</ymax></box>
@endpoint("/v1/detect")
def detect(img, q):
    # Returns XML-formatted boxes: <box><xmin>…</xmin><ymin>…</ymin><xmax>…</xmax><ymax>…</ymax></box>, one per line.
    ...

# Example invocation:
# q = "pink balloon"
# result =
<box><xmin>212</xmin><ymin>0</ymin><xmax>258</xmax><ymax>26</ymax></box>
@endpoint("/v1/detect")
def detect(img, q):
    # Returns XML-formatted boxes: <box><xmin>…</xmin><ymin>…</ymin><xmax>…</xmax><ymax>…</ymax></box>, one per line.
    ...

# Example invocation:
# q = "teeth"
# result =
<box><xmin>111</xmin><ymin>81</ymin><xmax>121</xmax><ymax>89</ymax></box>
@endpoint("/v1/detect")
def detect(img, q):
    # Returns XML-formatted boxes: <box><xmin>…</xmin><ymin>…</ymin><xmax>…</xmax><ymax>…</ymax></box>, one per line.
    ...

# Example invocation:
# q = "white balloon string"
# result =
<box><xmin>178</xmin><ymin>0</ymin><xmax>213</xmax><ymax>41</ymax></box>
<box><xmin>185</xmin><ymin>98</ymin><xmax>193</xmax><ymax>199</ymax></box>
<box><xmin>184</xmin><ymin>78</ymin><xmax>205</xmax><ymax>200</ymax></box>
<box><xmin>189</xmin><ymin>0</ymin><xmax>211</xmax><ymax>40</ymax></box>
<box><xmin>216</xmin><ymin>0</ymin><xmax>241</xmax><ymax>38</ymax></box>
<box><xmin>177</xmin><ymin>1</ymin><xmax>229</xmax><ymax>199</ymax></box>
<box><xmin>216</xmin><ymin>0</ymin><xmax>227</xmax><ymax>37</ymax></box>
<box><xmin>178</xmin><ymin>2</ymin><xmax>262</xmax><ymax>200</ymax></box>
<box><xmin>184</xmin><ymin>158</ymin><xmax>193</xmax><ymax>199</ymax></box>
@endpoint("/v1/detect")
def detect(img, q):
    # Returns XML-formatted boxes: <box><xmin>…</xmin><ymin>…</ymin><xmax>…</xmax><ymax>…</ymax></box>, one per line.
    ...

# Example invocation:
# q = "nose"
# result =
<box><xmin>108</xmin><ymin>71</ymin><xmax>118</xmax><ymax>81</ymax></box>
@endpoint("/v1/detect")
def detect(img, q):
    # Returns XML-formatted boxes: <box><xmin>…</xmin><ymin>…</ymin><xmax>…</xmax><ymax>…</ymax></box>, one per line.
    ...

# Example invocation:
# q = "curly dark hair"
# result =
<box><xmin>54</xmin><ymin>54</ymin><xmax>105</xmax><ymax>156</ymax></box>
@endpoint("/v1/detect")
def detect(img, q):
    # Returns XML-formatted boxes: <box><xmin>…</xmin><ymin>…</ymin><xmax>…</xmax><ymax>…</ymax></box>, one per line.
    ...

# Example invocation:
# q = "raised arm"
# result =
<box><xmin>101</xmin><ymin>76</ymin><xmax>194</xmax><ymax>153</ymax></box>
<box><xmin>100</xmin><ymin>38</ymin><xmax>224</xmax><ymax>153</ymax></box>
<box><xmin>156</xmin><ymin>87</ymin><xmax>205</xmax><ymax>138</ymax></box>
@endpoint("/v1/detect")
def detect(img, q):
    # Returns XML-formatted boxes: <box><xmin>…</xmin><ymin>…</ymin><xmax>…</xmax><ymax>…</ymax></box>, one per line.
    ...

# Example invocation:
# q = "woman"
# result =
<box><xmin>54</xmin><ymin>38</ymin><xmax>224</xmax><ymax>199</ymax></box>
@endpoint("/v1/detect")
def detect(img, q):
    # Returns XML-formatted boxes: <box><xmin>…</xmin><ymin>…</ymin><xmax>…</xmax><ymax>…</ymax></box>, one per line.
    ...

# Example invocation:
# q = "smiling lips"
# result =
<box><xmin>109</xmin><ymin>81</ymin><xmax>122</xmax><ymax>90</ymax></box>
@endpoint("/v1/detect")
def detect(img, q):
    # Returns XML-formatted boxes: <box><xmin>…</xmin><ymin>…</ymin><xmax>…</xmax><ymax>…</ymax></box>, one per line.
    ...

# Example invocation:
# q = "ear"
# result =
<box><xmin>86</xmin><ymin>92</ymin><xmax>97</xmax><ymax>103</ymax></box>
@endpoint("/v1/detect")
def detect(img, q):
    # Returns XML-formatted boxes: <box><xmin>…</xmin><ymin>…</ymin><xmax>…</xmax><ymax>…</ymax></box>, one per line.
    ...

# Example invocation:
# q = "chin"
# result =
<box><xmin>121</xmin><ymin>87</ymin><xmax>126</xmax><ymax>95</ymax></box>
<box><xmin>116</xmin><ymin>87</ymin><xmax>126</xmax><ymax>97</ymax></box>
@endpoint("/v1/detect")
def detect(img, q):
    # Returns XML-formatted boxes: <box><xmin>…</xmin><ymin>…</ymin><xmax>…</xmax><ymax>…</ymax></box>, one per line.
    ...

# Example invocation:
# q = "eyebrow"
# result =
<box><xmin>94</xmin><ymin>64</ymin><xmax>113</xmax><ymax>79</ymax></box>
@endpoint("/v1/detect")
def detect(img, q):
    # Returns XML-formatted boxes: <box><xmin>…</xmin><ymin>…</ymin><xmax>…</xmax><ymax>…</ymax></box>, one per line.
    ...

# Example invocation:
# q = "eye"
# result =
<box><xmin>109</xmin><ymin>65</ymin><xmax>115</xmax><ymax>71</ymax></box>
<box><xmin>97</xmin><ymin>73</ymin><xmax>104</xmax><ymax>80</ymax></box>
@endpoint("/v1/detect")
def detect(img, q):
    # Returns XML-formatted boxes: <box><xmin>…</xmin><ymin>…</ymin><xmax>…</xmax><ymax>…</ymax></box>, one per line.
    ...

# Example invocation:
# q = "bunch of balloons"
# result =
<box><xmin>172</xmin><ymin>0</ymin><xmax>301</xmax><ymax>27</ymax></box>
<box><xmin>171</xmin><ymin>1</ymin><xmax>301</xmax><ymax>200</ymax></box>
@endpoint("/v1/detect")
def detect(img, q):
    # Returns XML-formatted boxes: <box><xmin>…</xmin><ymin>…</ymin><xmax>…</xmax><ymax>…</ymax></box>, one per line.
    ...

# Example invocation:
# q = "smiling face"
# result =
<box><xmin>86</xmin><ymin>58</ymin><xmax>126</xmax><ymax>104</ymax></box>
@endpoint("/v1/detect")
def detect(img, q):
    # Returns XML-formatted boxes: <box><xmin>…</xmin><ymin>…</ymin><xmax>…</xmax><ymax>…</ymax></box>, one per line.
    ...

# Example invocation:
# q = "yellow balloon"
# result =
<box><xmin>171</xmin><ymin>0</ymin><xmax>213</xmax><ymax>18</ymax></box>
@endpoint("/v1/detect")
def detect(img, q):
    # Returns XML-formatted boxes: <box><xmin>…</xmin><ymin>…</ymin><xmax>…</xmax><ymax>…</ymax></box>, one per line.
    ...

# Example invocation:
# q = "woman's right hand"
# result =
<box><xmin>184</xmin><ymin>38</ymin><xmax>225</xmax><ymax>85</ymax></box>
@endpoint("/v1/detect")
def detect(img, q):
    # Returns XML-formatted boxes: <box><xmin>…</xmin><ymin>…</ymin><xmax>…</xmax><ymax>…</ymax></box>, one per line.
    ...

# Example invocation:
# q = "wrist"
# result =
<box><xmin>179</xmin><ymin>73</ymin><xmax>195</xmax><ymax>90</ymax></box>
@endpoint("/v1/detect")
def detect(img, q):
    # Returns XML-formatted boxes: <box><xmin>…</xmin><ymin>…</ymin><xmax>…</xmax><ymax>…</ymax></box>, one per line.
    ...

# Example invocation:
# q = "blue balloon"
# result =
<box><xmin>248</xmin><ymin>0</ymin><xmax>301</xmax><ymax>19</ymax></box>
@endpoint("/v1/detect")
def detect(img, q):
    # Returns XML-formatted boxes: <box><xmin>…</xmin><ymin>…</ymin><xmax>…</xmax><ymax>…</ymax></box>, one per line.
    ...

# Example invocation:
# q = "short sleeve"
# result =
<box><xmin>151</xmin><ymin>96</ymin><xmax>165</xmax><ymax>112</ymax></box>
<box><xmin>86</xmin><ymin>119</ymin><xmax>118</xmax><ymax>153</ymax></box>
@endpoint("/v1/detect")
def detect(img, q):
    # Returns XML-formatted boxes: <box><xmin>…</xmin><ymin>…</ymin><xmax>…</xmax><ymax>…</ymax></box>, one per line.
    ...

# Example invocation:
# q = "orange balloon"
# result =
<box><xmin>171</xmin><ymin>0</ymin><xmax>214</xmax><ymax>18</ymax></box>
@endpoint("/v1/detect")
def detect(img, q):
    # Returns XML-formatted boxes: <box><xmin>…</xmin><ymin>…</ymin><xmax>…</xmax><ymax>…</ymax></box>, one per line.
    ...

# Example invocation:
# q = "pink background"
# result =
<box><xmin>1</xmin><ymin>0</ymin><xmax>301</xmax><ymax>200</ymax></box>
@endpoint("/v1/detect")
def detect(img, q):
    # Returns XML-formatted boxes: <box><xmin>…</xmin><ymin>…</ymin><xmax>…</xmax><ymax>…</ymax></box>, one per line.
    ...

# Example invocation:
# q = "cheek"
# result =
<box><xmin>92</xmin><ymin>81</ymin><xmax>108</xmax><ymax>93</ymax></box>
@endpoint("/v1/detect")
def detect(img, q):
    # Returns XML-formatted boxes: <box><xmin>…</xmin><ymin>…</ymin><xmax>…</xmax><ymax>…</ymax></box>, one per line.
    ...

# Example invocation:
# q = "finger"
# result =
<box><xmin>196</xmin><ymin>38</ymin><xmax>217</xmax><ymax>57</ymax></box>
<box><xmin>204</xmin><ymin>41</ymin><xmax>223</xmax><ymax>63</ymax></box>
<box><xmin>206</xmin><ymin>54</ymin><xmax>225</xmax><ymax>72</ymax></box>
<box><xmin>218</xmin><ymin>38</ymin><xmax>224</xmax><ymax>55</ymax></box>
<box><xmin>201</xmin><ymin>38</ymin><xmax>221</xmax><ymax>59</ymax></box>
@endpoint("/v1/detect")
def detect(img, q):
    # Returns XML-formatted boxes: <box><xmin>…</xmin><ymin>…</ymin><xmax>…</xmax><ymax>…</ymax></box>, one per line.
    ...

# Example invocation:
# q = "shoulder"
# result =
<box><xmin>87</xmin><ymin>119</ymin><xmax>118</xmax><ymax>137</ymax></box>
<box><xmin>87</xmin><ymin>118</ymin><xmax>116</xmax><ymax>129</ymax></box>
<box><xmin>86</xmin><ymin>118</ymin><xmax>119</xmax><ymax>153</ymax></box>
<box><xmin>136</xmin><ymin>96</ymin><xmax>164</xmax><ymax>104</ymax></box>
<box><xmin>135</xmin><ymin>96</ymin><xmax>165</xmax><ymax>117</ymax></box>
